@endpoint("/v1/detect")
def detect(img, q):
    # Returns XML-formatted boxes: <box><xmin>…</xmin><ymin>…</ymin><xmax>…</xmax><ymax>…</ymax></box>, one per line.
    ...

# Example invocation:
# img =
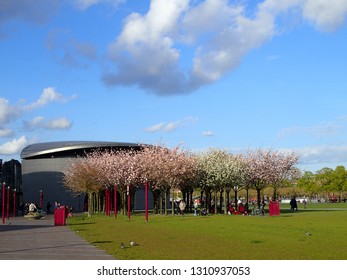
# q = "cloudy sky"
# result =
<box><xmin>1</xmin><ymin>0</ymin><xmax>347</xmax><ymax>172</ymax></box>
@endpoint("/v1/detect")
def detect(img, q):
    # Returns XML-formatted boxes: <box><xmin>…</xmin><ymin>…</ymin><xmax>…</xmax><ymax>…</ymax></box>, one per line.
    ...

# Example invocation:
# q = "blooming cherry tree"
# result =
<box><xmin>245</xmin><ymin>149</ymin><xmax>299</xmax><ymax>207</ymax></box>
<box><xmin>62</xmin><ymin>156</ymin><xmax>101</xmax><ymax>217</ymax></box>
<box><xmin>197</xmin><ymin>149</ymin><xmax>247</xmax><ymax>213</ymax></box>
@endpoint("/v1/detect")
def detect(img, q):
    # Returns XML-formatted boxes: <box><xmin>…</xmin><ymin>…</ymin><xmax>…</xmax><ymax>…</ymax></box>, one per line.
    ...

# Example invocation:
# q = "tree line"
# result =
<box><xmin>62</xmin><ymin>145</ymin><xmax>301</xmax><ymax>218</ymax></box>
<box><xmin>296</xmin><ymin>166</ymin><xmax>347</xmax><ymax>202</ymax></box>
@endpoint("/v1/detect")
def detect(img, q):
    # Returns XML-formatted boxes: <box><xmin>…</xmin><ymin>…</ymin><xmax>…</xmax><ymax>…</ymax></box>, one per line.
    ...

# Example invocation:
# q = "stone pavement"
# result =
<box><xmin>0</xmin><ymin>215</ymin><xmax>115</xmax><ymax>260</ymax></box>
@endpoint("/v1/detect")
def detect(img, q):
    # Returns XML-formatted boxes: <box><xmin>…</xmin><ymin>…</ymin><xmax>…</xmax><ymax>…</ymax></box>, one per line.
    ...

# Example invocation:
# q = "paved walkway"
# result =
<box><xmin>0</xmin><ymin>215</ymin><xmax>115</xmax><ymax>260</ymax></box>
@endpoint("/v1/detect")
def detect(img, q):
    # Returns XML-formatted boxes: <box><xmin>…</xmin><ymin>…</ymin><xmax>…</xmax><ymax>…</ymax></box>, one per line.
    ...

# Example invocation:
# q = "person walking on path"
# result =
<box><xmin>179</xmin><ymin>200</ymin><xmax>186</xmax><ymax>215</ymax></box>
<box><xmin>290</xmin><ymin>197</ymin><xmax>298</xmax><ymax>211</ymax></box>
<box><xmin>46</xmin><ymin>202</ymin><xmax>52</xmax><ymax>214</ymax></box>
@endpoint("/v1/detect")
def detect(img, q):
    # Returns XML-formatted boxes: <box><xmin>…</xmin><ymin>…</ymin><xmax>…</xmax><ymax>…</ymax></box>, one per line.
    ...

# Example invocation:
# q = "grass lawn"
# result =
<box><xmin>67</xmin><ymin>203</ymin><xmax>347</xmax><ymax>260</ymax></box>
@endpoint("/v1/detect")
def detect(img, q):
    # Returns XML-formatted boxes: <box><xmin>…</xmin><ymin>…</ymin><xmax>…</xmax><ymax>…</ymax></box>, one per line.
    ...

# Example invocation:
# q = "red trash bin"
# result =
<box><xmin>54</xmin><ymin>206</ymin><xmax>66</xmax><ymax>226</ymax></box>
<box><xmin>269</xmin><ymin>201</ymin><xmax>280</xmax><ymax>216</ymax></box>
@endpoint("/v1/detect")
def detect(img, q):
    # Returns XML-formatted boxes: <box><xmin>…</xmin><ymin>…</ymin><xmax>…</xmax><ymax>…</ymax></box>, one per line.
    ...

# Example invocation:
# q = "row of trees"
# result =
<box><xmin>62</xmin><ymin>145</ymin><xmax>299</xmax><ymax>219</ymax></box>
<box><xmin>297</xmin><ymin>166</ymin><xmax>347</xmax><ymax>200</ymax></box>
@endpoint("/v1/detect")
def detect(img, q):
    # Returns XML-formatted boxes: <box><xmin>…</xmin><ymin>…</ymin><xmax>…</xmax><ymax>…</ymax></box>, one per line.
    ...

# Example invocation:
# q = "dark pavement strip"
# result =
<box><xmin>0</xmin><ymin>215</ymin><xmax>115</xmax><ymax>260</ymax></box>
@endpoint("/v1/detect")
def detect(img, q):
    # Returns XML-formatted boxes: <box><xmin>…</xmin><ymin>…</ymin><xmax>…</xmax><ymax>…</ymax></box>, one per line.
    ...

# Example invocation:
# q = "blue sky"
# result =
<box><xmin>1</xmin><ymin>0</ymin><xmax>347</xmax><ymax>172</ymax></box>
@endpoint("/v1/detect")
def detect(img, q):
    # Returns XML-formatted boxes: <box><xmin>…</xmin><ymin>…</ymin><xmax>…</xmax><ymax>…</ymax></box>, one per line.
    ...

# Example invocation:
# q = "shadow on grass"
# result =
<box><xmin>280</xmin><ymin>209</ymin><xmax>338</xmax><ymax>214</ymax></box>
<box><xmin>91</xmin><ymin>241</ymin><xmax>113</xmax><ymax>244</ymax></box>
<box><xmin>250</xmin><ymin>240</ymin><xmax>263</xmax><ymax>244</ymax></box>
<box><xmin>67</xmin><ymin>222</ymin><xmax>96</xmax><ymax>226</ymax></box>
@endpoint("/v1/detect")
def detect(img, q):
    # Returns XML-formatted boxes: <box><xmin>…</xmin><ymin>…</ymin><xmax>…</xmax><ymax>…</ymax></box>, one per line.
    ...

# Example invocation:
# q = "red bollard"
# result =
<box><xmin>1</xmin><ymin>183</ymin><xmax>5</xmax><ymax>224</ymax></box>
<box><xmin>114</xmin><ymin>185</ymin><xmax>117</xmax><ymax>219</ymax></box>
<box><xmin>6</xmin><ymin>186</ymin><xmax>10</xmax><ymax>220</ymax></box>
<box><xmin>40</xmin><ymin>190</ymin><xmax>43</xmax><ymax>208</ymax></box>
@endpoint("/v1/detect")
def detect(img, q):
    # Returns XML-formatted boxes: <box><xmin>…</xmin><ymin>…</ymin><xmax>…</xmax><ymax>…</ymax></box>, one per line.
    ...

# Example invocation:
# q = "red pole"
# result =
<box><xmin>127</xmin><ymin>185</ymin><xmax>130</xmax><ymax>221</ymax></box>
<box><xmin>145</xmin><ymin>182</ymin><xmax>148</xmax><ymax>222</ymax></box>
<box><xmin>6</xmin><ymin>187</ymin><xmax>10</xmax><ymax>220</ymax></box>
<box><xmin>39</xmin><ymin>190</ymin><xmax>43</xmax><ymax>208</ymax></box>
<box><xmin>108</xmin><ymin>188</ymin><xmax>110</xmax><ymax>216</ymax></box>
<box><xmin>114</xmin><ymin>185</ymin><xmax>117</xmax><ymax>219</ymax></box>
<box><xmin>1</xmin><ymin>183</ymin><xmax>5</xmax><ymax>224</ymax></box>
<box><xmin>106</xmin><ymin>188</ymin><xmax>110</xmax><ymax>216</ymax></box>
<box><xmin>13</xmin><ymin>189</ymin><xmax>16</xmax><ymax>217</ymax></box>
<box><xmin>109</xmin><ymin>189</ymin><xmax>112</xmax><ymax>216</ymax></box>
<box><xmin>104</xmin><ymin>188</ymin><xmax>108</xmax><ymax>215</ymax></box>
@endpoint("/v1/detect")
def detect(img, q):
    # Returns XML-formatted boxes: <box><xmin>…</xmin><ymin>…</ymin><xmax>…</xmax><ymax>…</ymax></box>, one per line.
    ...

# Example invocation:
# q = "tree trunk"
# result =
<box><xmin>87</xmin><ymin>191</ymin><xmax>93</xmax><ymax>218</ymax></box>
<box><xmin>122</xmin><ymin>191</ymin><xmax>126</xmax><ymax>215</ymax></box>
<box><xmin>207</xmin><ymin>190</ymin><xmax>212</xmax><ymax>213</ymax></box>
<box><xmin>245</xmin><ymin>188</ymin><xmax>249</xmax><ymax>212</ymax></box>
<box><xmin>171</xmin><ymin>187</ymin><xmax>175</xmax><ymax>216</ymax></box>
<box><xmin>214</xmin><ymin>190</ymin><xmax>218</xmax><ymax>214</ymax></box>
<box><xmin>159</xmin><ymin>190</ymin><xmax>163</xmax><ymax>214</ymax></box>
<box><xmin>219</xmin><ymin>190</ymin><xmax>223</xmax><ymax>214</ymax></box>
<box><xmin>190</xmin><ymin>191</ymin><xmax>193</xmax><ymax>213</ymax></box>
<box><xmin>200</xmin><ymin>190</ymin><xmax>204</xmax><ymax>210</ymax></box>
<box><xmin>164</xmin><ymin>189</ymin><xmax>168</xmax><ymax>215</ymax></box>
<box><xmin>234</xmin><ymin>189</ymin><xmax>238</xmax><ymax>211</ymax></box>
<box><xmin>226</xmin><ymin>190</ymin><xmax>230</xmax><ymax>210</ymax></box>
<box><xmin>257</xmin><ymin>189</ymin><xmax>261</xmax><ymax>208</ymax></box>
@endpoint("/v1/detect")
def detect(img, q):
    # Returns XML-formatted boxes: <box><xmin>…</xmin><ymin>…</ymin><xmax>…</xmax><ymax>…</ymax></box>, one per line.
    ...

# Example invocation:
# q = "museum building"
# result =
<box><xmin>20</xmin><ymin>141</ymin><xmax>153</xmax><ymax>212</ymax></box>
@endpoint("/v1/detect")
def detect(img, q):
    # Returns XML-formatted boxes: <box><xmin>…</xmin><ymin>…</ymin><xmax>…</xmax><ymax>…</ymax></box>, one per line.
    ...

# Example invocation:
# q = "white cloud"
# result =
<box><xmin>102</xmin><ymin>0</ymin><xmax>190</xmax><ymax>95</ymax></box>
<box><xmin>295</xmin><ymin>145</ymin><xmax>347</xmax><ymax>165</ymax></box>
<box><xmin>302</xmin><ymin>0</ymin><xmax>347</xmax><ymax>32</ymax></box>
<box><xmin>181</xmin><ymin>0</ymin><xmax>244</xmax><ymax>43</ymax></box>
<box><xmin>34</xmin><ymin>87</ymin><xmax>63</xmax><ymax>107</ymax></box>
<box><xmin>1</xmin><ymin>87</ymin><xmax>76</xmax><ymax>130</ymax></box>
<box><xmin>191</xmin><ymin>7</ymin><xmax>275</xmax><ymax>85</ymax></box>
<box><xmin>277</xmin><ymin>123</ymin><xmax>340</xmax><ymax>139</ymax></box>
<box><xmin>44</xmin><ymin>118</ymin><xmax>72</xmax><ymax>130</ymax></box>
<box><xmin>0</xmin><ymin>128</ymin><xmax>14</xmax><ymax>138</ymax></box>
<box><xmin>75</xmin><ymin>0</ymin><xmax>125</xmax><ymax>10</ymax></box>
<box><xmin>277</xmin><ymin>116</ymin><xmax>347</xmax><ymax>140</ymax></box>
<box><xmin>162</xmin><ymin>121</ymin><xmax>181</xmax><ymax>132</ymax></box>
<box><xmin>0</xmin><ymin>97</ymin><xmax>20</xmax><ymax>126</ymax></box>
<box><xmin>0</xmin><ymin>136</ymin><xmax>28</xmax><ymax>155</ymax></box>
<box><xmin>102</xmin><ymin>0</ymin><xmax>347</xmax><ymax>95</ymax></box>
<box><xmin>26</xmin><ymin>87</ymin><xmax>77</xmax><ymax>110</ymax></box>
<box><xmin>145</xmin><ymin>116</ymin><xmax>197</xmax><ymax>133</ymax></box>
<box><xmin>145</xmin><ymin>122</ymin><xmax>166</xmax><ymax>133</ymax></box>
<box><xmin>0</xmin><ymin>87</ymin><xmax>75</xmax><ymax>158</ymax></box>
<box><xmin>202</xmin><ymin>131</ymin><xmax>215</xmax><ymax>137</ymax></box>
<box><xmin>102</xmin><ymin>0</ymin><xmax>275</xmax><ymax>94</ymax></box>
<box><xmin>24</xmin><ymin>116</ymin><xmax>72</xmax><ymax>130</ymax></box>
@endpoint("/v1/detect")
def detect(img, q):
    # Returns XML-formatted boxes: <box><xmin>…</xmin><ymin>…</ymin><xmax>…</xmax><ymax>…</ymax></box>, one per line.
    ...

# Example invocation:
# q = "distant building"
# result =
<box><xmin>1</xmin><ymin>159</ymin><xmax>23</xmax><ymax>214</ymax></box>
<box><xmin>20</xmin><ymin>141</ymin><xmax>154</xmax><ymax>212</ymax></box>
<box><xmin>1</xmin><ymin>159</ymin><xmax>22</xmax><ymax>191</ymax></box>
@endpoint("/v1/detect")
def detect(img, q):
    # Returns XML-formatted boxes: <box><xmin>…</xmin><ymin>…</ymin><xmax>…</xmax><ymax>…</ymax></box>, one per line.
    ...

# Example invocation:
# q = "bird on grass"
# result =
<box><xmin>130</xmin><ymin>241</ymin><xmax>138</xmax><ymax>246</ymax></box>
<box><xmin>120</xmin><ymin>242</ymin><xmax>126</xmax><ymax>249</ymax></box>
<box><xmin>304</xmin><ymin>231</ymin><xmax>312</xmax><ymax>236</ymax></box>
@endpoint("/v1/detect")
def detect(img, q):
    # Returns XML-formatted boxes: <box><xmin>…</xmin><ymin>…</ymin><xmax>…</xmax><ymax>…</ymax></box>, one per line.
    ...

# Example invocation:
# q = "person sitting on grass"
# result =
<box><xmin>29</xmin><ymin>202</ymin><xmax>37</xmax><ymax>213</ymax></box>
<box><xmin>228</xmin><ymin>204</ymin><xmax>235</xmax><ymax>215</ymax></box>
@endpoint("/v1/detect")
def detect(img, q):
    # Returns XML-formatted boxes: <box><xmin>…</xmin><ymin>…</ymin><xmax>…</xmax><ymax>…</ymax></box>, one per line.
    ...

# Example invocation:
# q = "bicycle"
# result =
<box><xmin>250</xmin><ymin>204</ymin><xmax>265</xmax><ymax>216</ymax></box>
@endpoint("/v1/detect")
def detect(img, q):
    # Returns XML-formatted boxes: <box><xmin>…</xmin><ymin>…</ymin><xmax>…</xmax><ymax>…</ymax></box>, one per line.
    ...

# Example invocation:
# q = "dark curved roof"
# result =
<box><xmin>21</xmin><ymin>141</ymin><xmax>143</xmax><ymax>159</ymax></box>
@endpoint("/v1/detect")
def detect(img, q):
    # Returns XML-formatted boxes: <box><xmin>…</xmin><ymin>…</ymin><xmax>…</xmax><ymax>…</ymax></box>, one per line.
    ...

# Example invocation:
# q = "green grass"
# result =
<box><xmin>67</xmin><ymin>203</ymin><xmax>347</xmax><ymax>260</ymax></box>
